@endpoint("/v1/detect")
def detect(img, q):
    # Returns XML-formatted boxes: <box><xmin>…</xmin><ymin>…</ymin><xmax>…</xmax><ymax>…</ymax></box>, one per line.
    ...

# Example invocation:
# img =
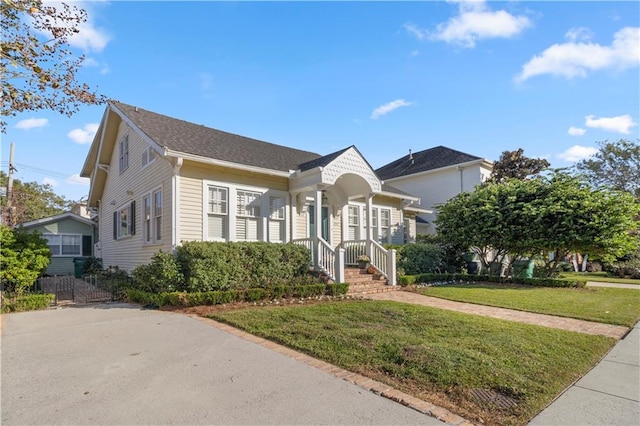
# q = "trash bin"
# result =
<box><xmin>512</xmin><ymin>259</ymin><xmax>534</xmax><ymax>279</ymax></box>
<box><xmin>73</xmin><ymin>257</ymin><xmax>85</xmax><ymax>278</ymax></box>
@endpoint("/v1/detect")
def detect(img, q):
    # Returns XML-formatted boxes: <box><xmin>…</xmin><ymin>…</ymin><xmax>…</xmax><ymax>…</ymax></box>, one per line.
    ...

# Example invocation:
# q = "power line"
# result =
<box><xmin>1</xmin><ymin>161</ymin><xmax>88</xmax><ymax>184</ymax></box>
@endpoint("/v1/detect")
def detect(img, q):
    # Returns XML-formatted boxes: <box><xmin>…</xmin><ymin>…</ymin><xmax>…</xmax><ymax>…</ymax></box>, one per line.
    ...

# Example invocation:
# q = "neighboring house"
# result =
<box><xmin>376</xmin><ymin>147</ymin><xmax>493</xmax><ymax>235</ymax></box>
<box><xmin>20</xmin><ymin>212</ymin><xmax>96</xmax><ymax>276</ymax></box>
<box><xmin>80</xmin><ymin>102</ymin><xmax>430</xmax><ymax>284</ymax></box>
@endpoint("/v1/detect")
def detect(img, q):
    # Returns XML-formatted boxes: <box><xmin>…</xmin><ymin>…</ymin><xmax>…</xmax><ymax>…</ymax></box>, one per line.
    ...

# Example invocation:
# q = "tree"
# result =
<box><xmin>575</xmin><ymin>139</ymin><xmax>640</xmax><ymax>199</ymax></box>
<box><xmin>436</xmin><ymin>172</ymin><xmax>640</xmax><ymax>277</ymax></box>
<box><xmin>489</xmin><ymin>148</ymin><xmax>550</xmax><ymax>183</ymax></box>
<box><xmin>1</xmin><ymin>171</ymin><xmax>73</xmax><ymax>225</ymax></box>
<box><xmin>0</xmin><ymin>224</ymin><xmax>51</xmax><ymax>294</ymax></box>
<box><xmin>1</xmin><ymin>0</ymin><xmax>107</xmax><ymax>132</ymax></box>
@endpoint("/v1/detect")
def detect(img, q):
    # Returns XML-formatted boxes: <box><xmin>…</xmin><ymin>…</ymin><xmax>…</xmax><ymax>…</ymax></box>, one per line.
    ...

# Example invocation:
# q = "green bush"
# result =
<box><xmin>176</xmin><ymin>241</ymin><xmax>311</xmax><ymax>292</ymax></box>
<box><xmin>399</xmin><ymin>273</ymin><xmax>586</xmax><ymax>288</ymax></box>
<box><xmin>1</xmin><ymin>293</ymin><xmax>54</xmax><ymax>313</ymax></box>
<box><xmin>0</xmin><ymin>225</ymin><xmax>51</xmax><ymax>294</ymax></box>
<box><xmin>326</xmin><ymin>282</ymin><xmax>349</xmax><ymax>296</ymax></box>
<box><xmin>82</xmin><ymin>256</ymin><xmax>103</xmax><ymax>275</ymax></box>
<box><xmin>131</xmin><ymin>251</ymin><xmax>183</xmax><ymax>293</ymax></box>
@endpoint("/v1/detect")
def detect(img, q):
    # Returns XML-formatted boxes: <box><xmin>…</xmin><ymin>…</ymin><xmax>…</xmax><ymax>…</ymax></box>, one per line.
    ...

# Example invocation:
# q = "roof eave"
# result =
<box><xmin>165</xmin><ymin>149</ymin><xmax>293</xmax><ymax>178</ymax></box>
<box><xmin>383</xmin><ymin>158</ymin><xmax>493</xmax><ymax>182</ymax></box>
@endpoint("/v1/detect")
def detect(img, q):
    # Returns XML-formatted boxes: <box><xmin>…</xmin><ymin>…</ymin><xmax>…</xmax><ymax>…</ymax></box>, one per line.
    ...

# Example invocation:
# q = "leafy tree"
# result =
<box><xmin>1</xmin><ymin>0</ymin><xmax>107</xmax><ymax>132</ymax></box>
<box><xmin>489</xmin><ymin>148</ymin><xmax>550</xmax><ymax>183</ymax></box>
<box><xmin>1</xmin><ymin>171</ymin><xmax>73</xmax><ymax>225</ymax></box>
<box><xmin>436</xmin><ymin>172</ymin><xmax>640</xmax><ymax>277</ymax></box>
<box><xmin>575</xmin><ymin>139</ymin><xmax>640</xmax><ymax>199</ymax></box>
<box><xmin>0</xmin><ymin>224</ymin><xmax>51</xmax><ymax>294</ymax></box>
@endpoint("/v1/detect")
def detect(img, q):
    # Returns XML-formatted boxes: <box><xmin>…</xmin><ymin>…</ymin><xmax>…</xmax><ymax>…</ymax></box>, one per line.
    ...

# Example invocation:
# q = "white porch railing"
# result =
<box><xmin>292</xmin><ymin>238</ymin><xmax>344</xmax><ymax>283</ymax></box>
<box><xmin>338</xmin><ymin>239</ymin><xmax>397</xmax><ymax>285</ymax></box>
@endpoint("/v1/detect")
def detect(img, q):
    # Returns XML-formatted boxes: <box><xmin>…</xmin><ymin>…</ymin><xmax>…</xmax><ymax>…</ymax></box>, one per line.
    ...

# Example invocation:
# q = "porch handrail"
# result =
<box><xmin>317</xmin><ymin>238</ymin><xmax>336</xmax><ymax>280</ymax></box>
<box><xmin>341</xmin><ymin>240</ymin><xmax>367</xmax><ymax>265</ymax></box>
<box><xmin>370</xmin><ymin>240</ymin><xmax>389</xmax><ymax>278</ymax></box>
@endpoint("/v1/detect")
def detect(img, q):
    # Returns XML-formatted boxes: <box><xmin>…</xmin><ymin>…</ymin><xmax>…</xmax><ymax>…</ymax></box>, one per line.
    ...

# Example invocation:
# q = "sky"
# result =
<box><xmin>2</xmin><ymin>0</ymin><xmax>639</xmax><ymax>203</ymax></box>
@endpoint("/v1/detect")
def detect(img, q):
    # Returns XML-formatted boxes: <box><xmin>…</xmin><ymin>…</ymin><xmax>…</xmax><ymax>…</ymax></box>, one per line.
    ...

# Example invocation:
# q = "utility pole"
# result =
<box><xmin>6</xmin><ymin>143</ymin><xmax>17</xmax><ymax>226</ymax></box>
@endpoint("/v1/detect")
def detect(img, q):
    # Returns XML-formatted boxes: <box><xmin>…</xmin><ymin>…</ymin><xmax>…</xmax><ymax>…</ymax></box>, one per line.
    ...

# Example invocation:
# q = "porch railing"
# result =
<box><xmin>338</xmin><ymin>239</ymin><xmax>396</xmax><ymax>285</ymax></box>
<box><xmin>370</xmin><ymin>240</ymin><xmax>389</xmax><ymax>278</ymax></box>
<box><xmin>342</xmin><ymin>240</ymin><xmax>366</xmax><ymax>265</ymax></box>
<box><xmin>318</xmin><ymin>238</ymin><xmax>336</xmax><ymax>280</ymax></box>
<box><xmin>292</xmin><ymin>237</ymin><xmax>343</xmax><ymax>283</ymax></box>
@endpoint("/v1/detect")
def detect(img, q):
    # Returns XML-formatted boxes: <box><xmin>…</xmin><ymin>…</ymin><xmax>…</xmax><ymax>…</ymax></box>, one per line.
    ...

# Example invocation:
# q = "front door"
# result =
<box><xmin>308</xmin><ymin>205</ymin><xmax>329</xmax><ymax>243</ymax></box>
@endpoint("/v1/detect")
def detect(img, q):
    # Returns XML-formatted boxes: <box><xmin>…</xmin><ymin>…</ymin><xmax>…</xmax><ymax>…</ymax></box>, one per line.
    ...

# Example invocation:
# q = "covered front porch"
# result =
<box><xmin>287</xmin><ymin>146</ymin><xmax>425</xmax><ymax>286</ymax></box>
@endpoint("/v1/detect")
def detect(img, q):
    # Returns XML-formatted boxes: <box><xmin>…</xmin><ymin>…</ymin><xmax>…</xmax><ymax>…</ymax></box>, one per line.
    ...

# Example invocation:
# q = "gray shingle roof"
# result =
<box><xmin>375</xmin><ymin>146</ymin><xmax>482</xmax><ymax>180</ymax></box>
<box><xmin>113</xmin><ymin>102</ymin><xmax>322</xmax><ymax>172</ymax></box>
<box><xmin>298</xmin><ymin>146</ymin><xmax>352</xmax><ymax>171</ymax></box>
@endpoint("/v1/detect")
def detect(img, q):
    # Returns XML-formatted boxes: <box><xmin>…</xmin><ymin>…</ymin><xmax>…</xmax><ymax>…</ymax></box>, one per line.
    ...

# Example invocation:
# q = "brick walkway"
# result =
<box><xmin>367</xmin><ymin>291</ymin><xmax>629</xmax><ymax>339</ymax></box>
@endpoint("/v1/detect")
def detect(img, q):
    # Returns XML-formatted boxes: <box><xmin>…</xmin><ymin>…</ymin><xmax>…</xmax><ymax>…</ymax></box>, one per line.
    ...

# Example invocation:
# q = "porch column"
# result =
<box><xmin>387</xmin><ymin>249</ymin><xmax>397</xmax><ymax>286</ymax></box>
<box><xmin>335</xmin><ymin>248</ymin><xmax>345</xmax><ymax>283</ymax></box>
<box><xmin>314</xmin><ymin>189</ymin><xmax>322</xmax><ymax>267</ymax></box>
<box><xmin>365</xmin><ymin>193</ymin><xmax>374</xmax><ymax>258</ymax></box>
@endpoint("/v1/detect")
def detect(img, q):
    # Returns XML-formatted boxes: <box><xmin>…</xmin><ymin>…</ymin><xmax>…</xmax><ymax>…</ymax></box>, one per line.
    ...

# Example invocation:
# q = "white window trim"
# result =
<box><xmin>116</xmin><ymin>202</ymin><xmax>134</xmax><ymax>240</ymax></box>
<box><xmin>142</xmin><ymin>185</ymin><xmax>163</xmax><ymax>246</ymax></box>
<box><xmin>202</xmin><ymin>180</ymin><xmax>288</xmax><ymax>243</ymax></box>
<box><xmin>43</xmin><ymin>233</ymin><xmax>83</xmax><ymax>257</ymax></box>
<box><xmin>141</xmin><ymin>146</ymin><xmax>157</xmax><ymax>170</ymax></box>
<box><xmin>344</xmin><ymin>203</ymin><xmax>394</xmax><ymax>243</ymax></box>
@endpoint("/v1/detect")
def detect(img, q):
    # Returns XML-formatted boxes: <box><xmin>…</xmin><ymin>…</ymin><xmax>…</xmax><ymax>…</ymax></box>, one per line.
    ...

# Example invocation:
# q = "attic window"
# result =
<box><xmin>141</xmin><ymin>146</ymin><xmax>156</xmax><ymax>168</ymax></box>
<box><xmin>119</xmin><ymin>135</ymin><xmax>129</xmax><ymax>173</ymax></box>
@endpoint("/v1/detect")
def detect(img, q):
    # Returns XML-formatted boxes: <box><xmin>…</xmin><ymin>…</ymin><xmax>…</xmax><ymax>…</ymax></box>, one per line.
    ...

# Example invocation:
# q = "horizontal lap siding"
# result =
<box><xmin>98</xmin><ymin>122</ymin><xmax>173</xmax><ymax>272</ymax></box>
<box><xmin>46</xmin><ymin>257</ymin><xmax>74</xmax><ymax>276</ymax></box>
<box><xmin>178</xmin><ymin>161</ymin><xmax>289</xmax><ymax>243</ymax></box>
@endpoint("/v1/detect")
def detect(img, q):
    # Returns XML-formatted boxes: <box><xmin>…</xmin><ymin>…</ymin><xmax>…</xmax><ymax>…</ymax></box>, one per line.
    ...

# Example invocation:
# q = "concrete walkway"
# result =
<box><xmin>586</xmin><ymin>280</ymin><xmax>640</xmax><ymax>290</ymax></box>
<box><xmin>529</xmin><ymin>322</ymin><xmax>640</xmax><ymax>425</ymax></box>
<box><xmin>368</xmin><ymin>291</ymin><xmax>629</xmax><ymax>339</ymax></box>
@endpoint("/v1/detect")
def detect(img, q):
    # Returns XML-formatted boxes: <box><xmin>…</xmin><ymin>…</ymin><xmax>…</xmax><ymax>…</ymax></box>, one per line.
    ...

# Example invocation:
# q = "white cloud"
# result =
<box><xmin>66</xmin><ymin>174</ymin><xmax>90</xmax><ymax>185</ymax></box>
<box><xmin>565</xmin><ymin>27</ymin><xmax>593</xmax><ymax>43</ymax></box>
<box><xmin>410</xmin><ymin>50</ymin><xmax>420</xmax><ymax>57</ymax></box>
<box><xmin>516</xmin><ymin>26</ymin><xmax>640</xmax><ymax>82</ymax></box>
<box><xmin>585</xmin><ymin>114</ymin><xmax>637</xmax><ymax>134</ymax></box>
<box><xmin>568</xmin><ymin>126</ymin><xmax>586</xmax><ymax>136</ymax></box>
<box><xmin>43</xmin><ymin>177</ymin><xmax>58</xmax><ymax>187</ymax></box>
<box><xmin>83</xmin><ymin>57</ymin><xmax>110</xmax><ymax>75</ymax></box>
<box><xmin>15</xmin><ymin>117</ymin><xmax>48</xmax><ymax>130</ymax></box>
<box><xmin>37</xmin><ymin>1</ymin><xmax>110</xmax><ymax>52</ymax></box>
<box><xmin>371</xmin><ymin>99</ymin><xmax>413</xmax><ymax>120</ymax></box>
<box><xmin>412</xmin><ymin>0</ymin><xmax>531</xmax><ymax>48</ymax></box>
<box><xmin>557</xmin><ymin>145</ymin><xmax>599</xmax><ymax>162</ymax></box>
<box><xmin>68</xmin><ymin>123</ymin><xmax>99</xmax><ymax>144</ymax></box>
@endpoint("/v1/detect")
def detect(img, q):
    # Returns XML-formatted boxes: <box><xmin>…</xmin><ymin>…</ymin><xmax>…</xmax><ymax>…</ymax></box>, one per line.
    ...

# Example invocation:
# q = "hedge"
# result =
<box><xmin>175</xmin><ymin>241</ymin><xmax>311</xmax><ymax>292</ymax></box>
<box><xmin>125</xmin><ymin>282</ymin><xmax>349</xmax><ymax>308</ymax></box>
<box><xmin>398</xmin><ymin>273</ymin><xmax>586</xmax><ymax>288</ymax></box>
<box><xmin>1</xmin><ymin>293</ymin><xmax>54</xmax><ymax>313</ymax></box>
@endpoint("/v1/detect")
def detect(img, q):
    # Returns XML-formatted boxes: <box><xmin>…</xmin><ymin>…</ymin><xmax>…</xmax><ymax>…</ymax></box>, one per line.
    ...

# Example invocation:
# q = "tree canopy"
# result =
<box><xmin>1</xmin><ymin>0</ymin><xmax>107</xmax><ymax>132</ymax></box>
<box><xmin>1</xmin><ymin>171</ymin><xmax>72</xmax><ymax>225</ymax></box>
<box><xmin>0</xmin><ymin>224</ymin><xmax>50</xmax><ymax>294</ymax></box>
<box><xmin>489</xmin><ymin>148</ymin><xmax>550</xmax><ymax>183</ymax></box>
<box><xmin>435</xmin><ymin>172</ymin><xmax>640</xmax><ymax>276</ymax></box>
<box><xmin>575</xmin><ymin>139</ymin><xmax>640</xmax><ymax>199</ymax></box>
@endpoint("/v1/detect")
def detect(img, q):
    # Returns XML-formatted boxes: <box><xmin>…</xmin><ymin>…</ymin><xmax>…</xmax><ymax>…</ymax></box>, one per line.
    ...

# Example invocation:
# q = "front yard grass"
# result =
<box><xmin>559</xmin><ymin>271</ymin><xmax>640</xmax><ymax>285</ymax></box>
<box><xmin>415</xmin><ymin>284</ymin><xmax>640</xmax><ymax>327</ymax></box>
<box><xmin>209</xmin><ymin>300</ymin><xmax>613</xmax><ymax>426</ymax></box>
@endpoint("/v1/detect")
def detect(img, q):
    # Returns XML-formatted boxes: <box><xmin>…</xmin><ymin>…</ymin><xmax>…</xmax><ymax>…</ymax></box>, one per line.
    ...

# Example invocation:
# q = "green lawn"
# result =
<box><xmin>210</xmin><ymin>300</ymin><xmax>613</xmax><ymax>426</ymax></box>
<box><xmin>559</xmin><ymin>271</ymin><xmax>640</xmax><ymax>285</ymax></box>
<box><xmin>416</xmin><ymin>284</ymin><xmax>640</xmax><ymax>326</ymax></box>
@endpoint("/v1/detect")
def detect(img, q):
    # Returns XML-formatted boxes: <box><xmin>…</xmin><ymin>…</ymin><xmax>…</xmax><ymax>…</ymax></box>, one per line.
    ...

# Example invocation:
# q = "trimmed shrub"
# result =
<box><xmin>399</xmin><ymin>273</ymin><xmax>586</xmax><ymax>288</ymax></box>
<box><xmin>1</xmin><ymin>293</ymin><xmax>54</xmax><ymax>313</ymax></box>
<box><xmin>131</xmin><ymin>251</ymin><xmax>183</xmax><ymax>293</ymax></box>
<box><xmin>326</xmin><ymin>283</ymin><xmax>349</xmax><ymax>296</ymax></box>
<box><xmin>176</xmin><ymin>241</ymin><xmax>311</xmax><ymax>292</ymax></box>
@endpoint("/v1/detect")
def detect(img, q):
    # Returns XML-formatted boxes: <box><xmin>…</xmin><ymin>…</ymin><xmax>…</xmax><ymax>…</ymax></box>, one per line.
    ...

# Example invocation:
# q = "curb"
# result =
<box><xmin>191</xmin><ymin>314</ymin><xmax>474</xmax><ymax>426</ymax></box>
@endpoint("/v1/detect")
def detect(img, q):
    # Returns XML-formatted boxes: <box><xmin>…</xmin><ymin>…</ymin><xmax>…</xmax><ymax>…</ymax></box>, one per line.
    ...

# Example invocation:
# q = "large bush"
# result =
<box><xmin>176</xmin><ymin>241</ymin><xmax>311</xmax><ymax>292</ymax></box>
<box><xmin>131</xmin><ymin>251</ymin><xmax>183</xmax><ymax>293</ymax></box>
<box><xmin>0</xmin><ymin>225</ymin><xmax>51</xmax><ymax>294</ymax></box>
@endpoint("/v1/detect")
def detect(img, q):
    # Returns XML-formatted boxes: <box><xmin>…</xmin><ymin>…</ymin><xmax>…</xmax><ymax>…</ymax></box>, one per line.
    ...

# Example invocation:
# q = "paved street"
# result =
<box><xmin>1</xmin><ymin>304</ymin><xmax>445</xmax><ymax>426</ymax></box>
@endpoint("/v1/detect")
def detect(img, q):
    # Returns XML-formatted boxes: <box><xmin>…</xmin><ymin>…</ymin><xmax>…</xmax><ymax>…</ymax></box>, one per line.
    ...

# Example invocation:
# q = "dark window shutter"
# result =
<box><xmin>113</xmin><ymin>211</ymin><xmax>118</xmax><ymax>240</ymax></box>
<box><xmin>82</xmin><ymin>235</ymin><xmax>92</xmax><ymax>256</ymax></box>
<box><xmin>130</xmin><ymin>201</ymin><xmax>136</xmax><ymax>235</ymax></box>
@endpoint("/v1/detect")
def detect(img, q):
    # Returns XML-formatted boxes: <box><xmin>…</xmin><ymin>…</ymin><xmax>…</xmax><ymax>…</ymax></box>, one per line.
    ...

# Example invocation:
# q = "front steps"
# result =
<box><xmin>344</xmin><ymin>267</ymin><xmax>399</xmax><ymax>295</ymax></box>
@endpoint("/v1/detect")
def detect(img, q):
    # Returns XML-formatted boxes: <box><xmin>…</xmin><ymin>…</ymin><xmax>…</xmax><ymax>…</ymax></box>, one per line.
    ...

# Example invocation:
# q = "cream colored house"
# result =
<box><xmin>376</xmin><ymin>147</ymin><xmax>493</xmax><ymax>235</ymax></box>
<box><xmin>80</xmin><ymin>102</ymin><xmax>429</xmax><ymax>284</ymax></box>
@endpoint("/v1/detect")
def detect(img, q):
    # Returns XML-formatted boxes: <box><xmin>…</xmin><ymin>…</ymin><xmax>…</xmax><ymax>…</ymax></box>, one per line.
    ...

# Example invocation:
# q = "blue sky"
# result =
<box><xmin>2</xmin><ymin>0</ymin><xmax>639</xmax><ymax>202</ymax></box>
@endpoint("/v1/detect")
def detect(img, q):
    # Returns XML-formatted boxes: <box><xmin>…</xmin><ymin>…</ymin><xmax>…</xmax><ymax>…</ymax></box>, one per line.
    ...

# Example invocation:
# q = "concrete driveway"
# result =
<box><xmin>1</xmin><ymin>303</ymin><xmax>445</xmax><ymax>425</ymax></box>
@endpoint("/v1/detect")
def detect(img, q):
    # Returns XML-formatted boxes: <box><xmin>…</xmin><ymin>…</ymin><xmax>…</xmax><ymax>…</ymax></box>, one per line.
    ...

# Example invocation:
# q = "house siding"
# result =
<box><xmin>178</xmin><ymin>160</ymin><xmax>290</xmax><ymax>242</ymax></box>
<box><xmin>98</xmin><ymin>122</ymin><xmax>173</xmax><ymax>271</ymax></box>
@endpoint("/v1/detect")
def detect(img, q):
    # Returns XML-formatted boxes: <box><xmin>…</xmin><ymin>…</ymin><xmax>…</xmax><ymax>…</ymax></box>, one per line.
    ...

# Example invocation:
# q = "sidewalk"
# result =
<box><xmin>367</xmin><ymin>291</ymin><xmax>629</xmax><ymax>339</ymax></box>
<box><xmin>529</xmin><ymin>322</ymin><xmax>640</xmax><ymax>425</ymax></box>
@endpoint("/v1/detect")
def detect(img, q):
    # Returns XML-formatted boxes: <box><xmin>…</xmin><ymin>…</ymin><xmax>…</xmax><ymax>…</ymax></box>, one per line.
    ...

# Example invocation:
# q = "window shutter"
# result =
<box><xmin>129</xmin><ymin>201</ymin><xmax>136</xmax><ymax>235</ymax></box>
<box><xmin>82</xmin><ymin>235</ymin><xmax>92</xmax><ymax>256</ymax></box>
<box><xmin>113</xmin><ymin>211</ymin><xmax>118</xmax><ymax>239</ymax></box>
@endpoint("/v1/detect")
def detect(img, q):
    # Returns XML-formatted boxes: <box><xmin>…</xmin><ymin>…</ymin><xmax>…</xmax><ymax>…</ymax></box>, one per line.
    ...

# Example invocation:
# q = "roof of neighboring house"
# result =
<box><xmin>113</xmin><ymin>102</ymin><xmax>322</xmax><ymax>172</ymax></box>
<box><xmin>19</xmin><ymin>212</ymin><xmax>95</xmax><ymax>228</ymax></box>
<box><xmin>375</xmin><ymin>146</ymin><xmax>485</xmax><ymax>180</ymax></box>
